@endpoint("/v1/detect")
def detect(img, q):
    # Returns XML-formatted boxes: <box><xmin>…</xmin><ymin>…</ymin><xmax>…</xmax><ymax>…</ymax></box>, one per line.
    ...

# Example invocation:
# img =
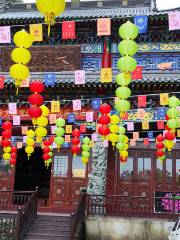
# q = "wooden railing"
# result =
<box><xmin>70</xmin><ymin>188</ymin><xmax>87</xmax><ymax>240</ymax></box>
<box><xmin>0</xmin><ymin>188</ymin><xmax>38</xmax><ymax>240</ymax></box>
<box><xmin>87</xmin><ymin>194</ymin><xmax>180</xmax><ymax>221</ymax></box>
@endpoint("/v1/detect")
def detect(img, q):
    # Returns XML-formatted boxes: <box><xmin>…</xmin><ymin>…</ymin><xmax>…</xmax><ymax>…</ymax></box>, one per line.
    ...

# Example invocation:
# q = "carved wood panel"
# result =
<box><xmin>0</xmin><ymin>46</ymin><xmax>81</xmax><ymax>72</ymax></box>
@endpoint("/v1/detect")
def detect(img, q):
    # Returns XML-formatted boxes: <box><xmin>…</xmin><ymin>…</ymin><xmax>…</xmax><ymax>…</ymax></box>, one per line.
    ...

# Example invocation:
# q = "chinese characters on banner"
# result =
<box><xmin>157</xmin><ymin>62</ymin><xmax>172</xmax><ymax>70</ymax></box>
<box><xmin>75</xmin><ymin>70</ymin><xmax>85</xmax><ymax>85</ymax></box>
<box><xmin>97</xmin><ymin>18</ymin><xmax>111</xmax><ymax>36</ymax></box>
<box><xmin>157</xmin><ymin>121</ymin><xmax>164</xmax><ymax>130</ymax></box>
<box><xmin>143</xmin><ymin>138</ymin><xmax>150</xmax><ymax>146</ymax></box>
<box><xmin>127</xmin><ymin>122</ymin><xmax>134</xmax><ymax>131</ymax></box>
<box><xmin>22</xmin><ymin>127</ymin><xmax>28</xmax><ymax>135</ymax></box>
<box><xmin>91</xmin><ymin>133</ymin><xmax>97</xmax><ymax>141</ymax></box>
<box><xmin>134</xmin><ymin>16</ymin><xmax>148</xmax><ymax>34</ymax></box>
<box><xmin>68</xmin><ymin>113</ymin><xmax>75</xmax><ymax>123</ymax></box>
<box><xmin>66</xmin><ymin>125</ymin><xmax>72</xmax><ymax>134</ymax></box>
<box><xmin>0</xmin><ymin>26</ymin><xmax>11</xmax><ymax>43</ymax></box>
<box><xmin>142</xmin><ymin>121</ymin><xmax>149</xmax><ymax>130</ymax></box>
<box><xmin>73</xmin><ymin>100</ymin><xmax>81</xmax><ymax>111</ymax></box>
<box><xmin>133</xmin><ymin>132</ymin><xmax>139</xmax><ymax>140</ymax></box>
<box><xmin>101</xmin><ymin>68</ymin><xmax>112</xmax><ymax>83</ymax></box>
<box><xmin>17</xmin><ymin>142</ymin><xmax>23</xmax><ymax>149</ymax></box>
<box><xmin>147</xmin><ymin>131</ymin><xmax>153</xmax><ymax>139</ymax></box>
<box><xmin>62</xmin><ymin>21</ymin><xmax>76</xmax><ymax>39</ymax></box>
<box><xmin>132</xmin><ymin>66</ymin><xmax>142</xmax><ymax>80</ymax></box>
<box><xmin>51</xmin><ymin>101</ymin><xmax>60</xmax><ymax>113</ymax></box>
<box><xmin>30</xmin><ymin>24</ymin><xmax>43</xmax><ymax>41</ymax></box>
<box><xmin>130</xmin><ymin>139</ymin><xmax>136</xmax><ymax>146</ymax></box>
<box><xmin>0</xmin><ymin>76</ymin><xmax>5</xmax><ymax>89</ymax></box>
<box><xmin>65</xmin><ymin>135</ymin><xmax>71</xmax><ymax>142</ymax></box>
<box><xmin>8</xmin><ymin>103</ymin><xmax>17</xmax><ymax>115</ymax></box>
<box><xmin>51</xmin><ymin>126</ymin><xmax>56</xmax><ymax>134</ymax></box>
<box><xmin>13</xmin><ymin>116</ymin><xmax>20</xmax><ymax>126</ymax></box>
<box><xmin>21</xmin><ymin>77</ymin><xmax>30</xmax><ymax>88</ymax></box>
<box><xmin>86</xmin><ymin>112</ymin><xmax>93</xmax><ymax>122</ymax></box>
<box><xmin>160</xmin><ymin>93</ymin><xmax>169</xmax><ymax>106</ymax></box>
<box><xmin>92</xmin><ymin>98</ymin><xmax>101</xmax><ymax>110</ymax></box>
<box><xmin>49</xmin><ymin>114</ymin><xmax>56</xmax><ymax>124</ymax></box>
<box><xmin>80</xmin><ymin>125</ymin><xmax>86</xmax><ymax>133</ymax></box>
<box><xmin>44</xmin><ymin>73</ymin><xmax>56</xmax><ymax>87</ymax></box>
<box><xmin>138</xmin><ymin>95</ymin><xmax>147</xmax><ymax>108</ymax></box>
<box><xmin>168</xmin><ymin>11</ymin><xmax>180</xmax><ymax>30</ymax></box>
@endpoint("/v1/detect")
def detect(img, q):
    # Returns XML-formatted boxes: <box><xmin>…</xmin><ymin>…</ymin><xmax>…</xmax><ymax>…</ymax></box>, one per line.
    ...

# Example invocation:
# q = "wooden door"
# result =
<box><xmin>49</xmin><ymin>149</ymin><xmax>89</xmax><ymax>212</ymax></box>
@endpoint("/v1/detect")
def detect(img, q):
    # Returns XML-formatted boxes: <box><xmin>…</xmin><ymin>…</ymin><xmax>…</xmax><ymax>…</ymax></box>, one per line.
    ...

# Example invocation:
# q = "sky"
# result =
<box><xmin>23</xmin><ymin>0</ymin><xmax>180</xmax><ymax>10</ymax></box>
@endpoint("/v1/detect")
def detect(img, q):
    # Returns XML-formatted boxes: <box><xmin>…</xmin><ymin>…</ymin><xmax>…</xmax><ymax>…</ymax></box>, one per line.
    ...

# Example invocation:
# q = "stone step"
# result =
<box><xmin>28</xmin><ymin>228</ymin><xmax>70</xmax><ymax>234</ymax></box>
<box><xmin>24</xmin><ymin>233</ymin><xmax>70</xmax><ymax>240</ymax></box>
<box><xmin>34</xmin><ymin>220</ymin><xmax>71</xmax><ymax>226</ymax></box>
<box><xmin>37</xmin><ymin>215</ymin><xmax>71</xmax><ymax>221</ymax></box>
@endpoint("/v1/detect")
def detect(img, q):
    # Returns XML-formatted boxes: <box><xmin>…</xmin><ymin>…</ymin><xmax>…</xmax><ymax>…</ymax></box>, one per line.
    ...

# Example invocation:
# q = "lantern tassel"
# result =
<box><xmin>16</xmin><ymin>86</ymin><xmax>18</xmax><ymax>95</ymax></box>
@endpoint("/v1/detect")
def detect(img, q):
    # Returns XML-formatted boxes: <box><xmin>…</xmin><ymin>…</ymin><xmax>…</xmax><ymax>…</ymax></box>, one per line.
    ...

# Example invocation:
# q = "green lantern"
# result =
<box><xmin>117</xmin><ymin>56</ymin><xmax>137</xmax><ymax>73</ymax></box>
<box><xmin>115</xmin><ymin>86</ymin><xmax>131</xmax><ymax>99</ymax></box>
<box><xmin>119</xmin><ymin>21</ymin><xmax>138</xmax><ymax>40</ymax></box>
<box><xmin>168</xmin><ymin>96</ymin><xmax>179</xmax><ymax>108</ymax></box>
<box><xmin>115</xmin><ymin>73</ymin><xmax>131</xmax><ymax>86</ymax></box>
<box><xmin>115</xmin><ymin>99</ymin><xmax>130</xmax><ymax>112</ymax></box>
<box><xmin>82</xmin><ymin>144</ymin><xmax>90</xmax><ymax>152</ymax></box>
<box><xmin>167</xmin><ymin>108</ymin><xmax>179</xmax><ymax>119</ymax></box>
<box><xmin>82</xmin><ymin>151</ymin><xmax>90</xmax><ymax>158</ymax></box>
<box><xmin>82</xmin><ymin>137</ymin><xmax>91</xmax><ymax>145</ymax></box>
<box><xmin>118</xmin><ymin>40</ymin><xmax>138</xmax><ymax>56</ymax></box>
<box><xmin>118</xmin><ymin>134</ymin><xmax>125</xmax><ymax>142</ymax></box>
<box><xmin>54</xmin><ymin>136</ymin><xmax>64</xmax><ymax>145</ymax></box>
<box><xmin>55</xmin><ymin>118</ymin><xmax>65</xmax><ymax>127</ymax></box>
<box><xmin>167</xmin><ymin>119</ymin><xmax>179</xmax><ymax>129</ymax></box>
<box><xmin>116</xmin><ymin>142</ymin><xmax>125</xmax><ymax>150</ymax></box>
<box><xmin>119</xmin><ymin>126</ymin><xmax>126</xmax><ymax>134</ymax></box>
<box><xmin>55</xmin><ymin>127</ymin><xmax>65</xmax><ymax>136</ymax></box>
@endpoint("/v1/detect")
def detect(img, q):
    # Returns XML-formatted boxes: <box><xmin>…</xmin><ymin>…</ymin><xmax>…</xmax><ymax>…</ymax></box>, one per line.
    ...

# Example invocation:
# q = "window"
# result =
<box><xmin>120</xmin><ymin>157</ymin><xmax>133</xmax><ymax>180</ymax></box>
<box><xmin>176</xmin><ymin>159</ymin><xmax>180</xmax><ymax>184</ymax></box>
<box><xmin>53</xmin><ymin>155</ymin><xmax>68</xmax><ymax>177</ymax></box>
<box><xmin>166</xmin><ymin>159</ymin><xmax>172</xmax><ymax>182</ymax></box>
<box><xmin>138</xmin><ymin>158</ymin><xmax>151</xmax><ymax>180</ymax></box>
<box><xmin>156</xmin><ymin>159</ymin><xmax>163</xmax><ymax>183</ymax></box>
<box><xmin>72</xmin><ymin>156</ymin><xmax>86</xmax><ymax>178</ymax></box>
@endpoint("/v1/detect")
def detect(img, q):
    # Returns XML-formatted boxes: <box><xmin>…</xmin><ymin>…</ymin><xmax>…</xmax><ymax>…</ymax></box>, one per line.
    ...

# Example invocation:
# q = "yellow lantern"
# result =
<box><xmin>40</xmin><ymin>105</ymin><xmax>49</xmax><ymax>117</ymax></box>
<box><xmin>27</xmin><ymin>129</ymin><xmax>35</xmax><ymax>138</ymax></box>
<box><xmin>124</xmin><ymin>143</ymin><xmax>129</xmax><ymax>151</ymax></box>
<box><xmin>120</xmin><ymin>150</ymin><xmax>128</xmax><ymax>158</ymax></box>
<box><xmin>11</xmin><ymin>48</ymin><xmax>31</xmax><ymax>65</ymax></box>
<box><xmin>110</xmin><ymin>115</ymin><xmax>120</xmax><ymax>125</ymax></box>
<box><xmin>124</xmin><ymin>136</ymin><xmax>129</xmax><ymax>143</ymax></box>
<box><xmin>10</xmin><ymin>64</ymin><xmax>30</xmax><ymax>81</ymax></box>
<box><xmin>164</xmin><ymin>140</ymin><xmax>175</xmax><ymax>152</ymax></box>
<box><xmin>82</xmin><ymin>157</ymin><xmax>89</xmax><ymax>164</ymax></box>
<box><xmin>3</xmin><ymin>153</ymin><xmax>11</xmax><ymax>160</ymax></box>
<box><xmin>110</xmin><ymin>125</ymin><xmax>119</xmax><ymax>134</ymax></box>
<box><xmin>26</xmin><ymin>138</ymin><xmax>35</xmax><ymax>146</ymax></box>
<box><xmin>3</xmin><ymin>147</ymin><xmax>11</xmax><ymax>153</ymax></box>
<box><xmin>108</xmin><ymin>133</ymin><xmax>119</xmax><ymax>146</ymax></box>
<box><xmin>13</xmin><ymin>30</ymin><xmax>33</xmax><ymax>48</ymax></box>
<box><xmin>35</xmin><ymin>127</ymin><xmax>47</xmax><ymax>137</ymax></box>
<box><xmin>36</xmin><ymin>116</ymin><xmax>48</xmax><ymax>127</ymax></box>
<box><xmin>36</xmin><ymin>0</ymin><xmax>66</xmax><ymax>36</ymax></box>
<box><xmin>25</xmin><ymin>146</ymin><xmax>34</xmax><ymax>158</ymax></box>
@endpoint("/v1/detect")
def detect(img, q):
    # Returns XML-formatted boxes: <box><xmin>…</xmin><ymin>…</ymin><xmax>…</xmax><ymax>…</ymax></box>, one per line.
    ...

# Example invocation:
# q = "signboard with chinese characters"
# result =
<box><xmin>0</xmin><ymin>46</ymin><xmax>81</xmax><ymax>72</ymax></box>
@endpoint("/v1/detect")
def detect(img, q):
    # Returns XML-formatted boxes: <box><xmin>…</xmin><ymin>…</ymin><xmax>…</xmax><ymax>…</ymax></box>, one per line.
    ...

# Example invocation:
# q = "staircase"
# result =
<box><xmin>23</xmin><ymin>215</ymin><xmax>79</xmax><ymax>240</ymax></box>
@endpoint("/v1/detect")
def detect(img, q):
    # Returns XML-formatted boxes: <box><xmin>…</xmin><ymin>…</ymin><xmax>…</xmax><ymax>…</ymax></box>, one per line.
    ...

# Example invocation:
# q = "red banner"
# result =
<box><xmin>132</xmin><ymin>66</ymin><xmax>142</xmax><ymax>80</ymax></box>
<box><xmin>143</xmin><ymin>138</ymin><xmax>150</xmax><ymax>146</ymax></box>
<box><xmin>157</xmin><ymin>121</ymin><xmax>165</xmax><ymax>130</ymax></box>
<box><xmin>0</xmin><ymin>76</ymin><xmax>5</xmax><ymax>89</ymax></box>
<box><xmin>80</xmin><ymin>124</ymin><xmax>86</xmax><ymax>133</ymax></box>
<box><xmin>138</xmin><ymin>95</ymin><xmax>147</xmax><ymax>108</ymax></box>
<box><xmin>62</xmin><ymin>21</ymin><xmax>76</xmax><ymax>39</ymax></box>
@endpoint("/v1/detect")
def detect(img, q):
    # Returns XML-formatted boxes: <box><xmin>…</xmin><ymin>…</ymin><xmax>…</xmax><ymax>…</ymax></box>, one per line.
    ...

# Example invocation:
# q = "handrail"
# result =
<box><xmin>70</xmin><ymin>188</ymin><xmax>87</xmax><ymax>240</ymax></box>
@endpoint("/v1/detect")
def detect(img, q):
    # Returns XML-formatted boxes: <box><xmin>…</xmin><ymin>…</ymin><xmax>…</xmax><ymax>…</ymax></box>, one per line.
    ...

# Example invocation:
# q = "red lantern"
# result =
<box><xmin>11</xmin><ymin>146</ymin><xmax>17</xmax><ymax>153</ymax></box>
<box><xmin>99</xmin><ymin>103</ymin><xmax>111</xmax><ymax>115</ymax></box>
<box><xmin>28</xmin><ymin>93</ymin><xmax>43</xmax><ymax>106</ymax></box>
<box><xmin>11</xmin><ymin>152</ymin><xmax>17</xmax><ymax>159</ymax></box>
<box><xmin>43</xmin><ymin>147</ymin><xmax>50</xmax><ymax>153</ymax></box>
<box><xmin>156</xmin><ymin>143</ymin><xmax>164</xmax><ymax>149</ymax></box>
<box><xmin>165</xmin><ymin>124</ymin><xmax>171</xmax><ymax>131</ymax></box>
<box><xmin>156</xmin><ymin>150</ymin><xmax>165</xmax><ymax>157</ymax></box>
<box><xmin>49</xmin><ymin>136</ymin><xmax>55</xmax><ymax>144</ymax></box>
<box><xmin>119</xmin><ymin>157</ymin><xmax>127</xmax><ymax>163</ymax></box>
<box><xmin>156</xmin><ymin>134</ymin><xmax>164</xmax><ymax>142</ymax></box>
<box><xmin>2</xmin><ymin>130</ymin><xmax>12</xmax><ymax>139</ymax></box>
<box><xmin>1</xmin><ymin>139</ymin><xmax>11</xmax><ymax>147</ymax></box>
<box><xmin>71</xmin><ymin>145</ymin><xmax>80</xmax><ymax>155</ymax></box>
<box><xmin>10</xmin><ymin>159</ymin><xmax>16</xmax><ymax>165</ymax></box>
<box><xmin>72</xmin><ymin>129</ymin><xmax>80</xmax><ymax>138</ymax></box>
<box><xmin>165</xmin><ymin>115</ymin><xmax>170</xmax><ymax>121</ymax></box>
<box><xmin>165</xmin><ymin>131</ymin><xmax>175</xmax><ymax>141</ymax></box>
<box><xmin>72</xmin><ymin>137</ymin><xmax>80</xmax><ymax>145</ymax></box>
<box><xmin>2</xmin><ymin>121</ymin><xmax>12</xmax><ymax>130</ymax></box>
<box><xmin>44</xmin><ymin>139</ymin><xmax>51</xmax><ymax>146</ymax></box>
<box><xmin>98</xmin><ymin>115</ymin><xmax>111</xmax><ymax>125</ymax></box>
<box><xmin>98</xmin><ymin>125</ymin><xmax>110</xmax><ymax>136</ymax></box>
<box><xmin>28</xmin><ymin>106</ymin><xmax>42</xmax><ymax>118</ymax></box>
<box><xmin>42</xmin><ymin>153</ymin><xmax>50</xmax><ymax>161</ymax></box>
<box><xmin>29</xmin><ymin>81</ymin><xmax>44</xmax><ymax>93</ymax></box>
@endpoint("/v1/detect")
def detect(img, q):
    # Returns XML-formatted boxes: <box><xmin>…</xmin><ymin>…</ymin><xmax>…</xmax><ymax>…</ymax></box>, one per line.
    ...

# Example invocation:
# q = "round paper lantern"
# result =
<box><xmin>109</xmin><ymin>125</ymin><xmax>119</xmax><ymax>133</ymax></box>
<box><xmin>167</xmin><ymin>119</ymin><xmax>178</xmax><ymax>129</ymax></box>
<box><xmin>119</xmin><ymin>126</ymin><xmax>126</xmax><ymax>135</ymax></box>
<box><xmin>72</xmin><ymin>137</ymin><xmax>80</xmax><ymax>145</ymax></box>
<box><xmin>116</xmin><ymin>142</ymin><xmax>125</xmax><ymax>151</ymax></box>
<box><xmin>10</xmin><ymin>159</ymin><xmax>16</xmax><ymax>165</ymax></box>
<box><xmin>82</xmin><ymin>137</ymin><xmax>91</xmax><ymax>145</ymax></box>
<box><xmin>110</xmin><ymin>115</ymin><xmax>120</xmax><ymax>125</ymax></box>
<box><xmin>118</xmin><ymin>135</ymin><xmax>125</xmax><ymax>142</ymax></box>
<box><xmin>115</xmin><ymin>99</ymin><xmax>130</xmax><ymax>112</ymax></box>
<box><xmin>156</xmin><ymin>150</ymin><xmax>165</xmax><ymax>157</ymax></box>
<box><xmin>2</xmin><ymin>130</ymin><xmax>12</xmax><ymax>139</ymax></box>
<box><xmin>27</xmin><ymin>129</ymin><xmax>35</xmax><ymax>138</ymax></box>
<box><xmin>11</xmin><ymin>48</ymin><xmax>31</xmax><ymax>65</ymax></box>
<box><xmin>43</xmin><ymin>153</ymin><xmax>50</xmax><ymax>161</ymax></box>
<box><xmin>11</xmin><ymin>146</ymin><xmax>17</xmax><ymax>153</ymax></box>
<box><xmin>11</xmin><ymin>152</ymin><xmax>17</xmax><ymax>159</ymax></box>
<box><xmin>55</xmin><ymin>127</ymin><xmax>65</xmax><ymax>136</ymax></box>
<box><xmin>43</xmin><ymin>147</ymin><xmax>50</xmax><ymax>153</ymax></box>
<box><xmin>71</xmin><ymin>145</ymin><xmax>80</xmax><ymax>155</ymax></box>
<box><xmin>54</xmin><ymin>136</ymin><xmax>64</xmax><ymax>145</ymax></box>
<box><xmin>119</xmin><ymin>21</ymin><xmax>138</xmax><ymax>40</ymax></box>
<box><xmin>99</xmin><ymin>103</ymin><xmax>111</xmax><ymax>115</ymax></box>
<box><xmin>2</xmin><ymin>121</ymin><xmax>12</xmax><ymax>130</ymax></box>
<box><xmin>82</xmin><ymin>157</ymin><xmax>89</xmax><ymax>164</ymax></box>
<box><xmin>36</xmin><ymin>116</ymin><xmax>48</xmax><ymax>127</ymax></box>
<box><xmin>167</xmin><ymin>108</ymin><xmax>179</xmax><ymax>119</ymax></box>
<box><xmin>35</xmin><ymin>127</ymin><xmax>47</xmax><ymax>138</ymax></box>
<box><xmin>10</xmin><ymin>64</ymin><xmax>30</xmax><ymax>81</ymax></box>
<box><xmin>156</xmin><ymin>134</ymin><xmax>164</xmax><ymax>142</ymax></box>
<box><xmin>120</xmin><ymin>150</ymin><xmax>128</xmax><ymax>158</ymax></box>
<box><xmin>28</xmin><ymin>106</ymin><xmax>42</xmax><ymax>118</ymax></box>
<box><xmin>115</xmin><ymin>73</ymin><xmax>131</xmax><ymax>86</ymax></box>
<box><xmin>98</xmin><ymin>115</ymin><xmax>111</xmax><ymax>125</ymax></box>
<box><xmin>56</xmin><ymin>118</ymin><xmax>66</xmax><ymax>127</ymax></box>
<box><xmin>165</xmin><ymin>115</ymin><xmax>170</xmax><ymax>121</ymax></box>
<box><xmin>98</xmin><ymin>125</ymin><xmax>110</xmax><ymax>136</ymax></box>
<box><xmin>118</xmin><ymin>40</ymin><xmax>138</xmax><ymax>56</ymax></box>
<box><xmin>108</xmin><ymin>133</ymin><xmax>118</xmax><ymax>146</ymax></box>
<box><xmin>28</xmin><ymin>94</ymin><xmax>43</xmax><ymax>106</ymax></box>
<box><xmin>165</xmin><ymin>131</ymin><xmax>175</xmax><ymax>140</ymax></box>
<box><xmin>3</xmin><ymin>147</ymin><xmax>11</xmax><ymax>153</ymax></box>
<box><xmin>29</xmin><ymin>81</ymin><xmax>44</xmax><ymax>93</ymax></box>
<box><xmin>1</xmin><ymin>139</ymin><xmax>11</xmax><ymax>147</ymax></box>
<box><xmin>82</xmin><ymin>151</ymin><xmax>90</xmax><ymax>158</ymax></box>
<box><xmin>116</xmin><ymin>86</ymin><xmax>131</xmax><ymax>99</ymax></box>
<box><xmin>26</xmin><ymin>138</ymin><xmax>35</xmax><ymax>146</ymax></box>
<box><xmin>156</xmin><ymin>143</ymin><xmax>164</xmax><ymax>149</ymax></box>
<box><xmin>82</xmin><ymin>144</ymin><xmax>90</xmax><ymax>152</ymax></box>
<box><xmin>164</xmin><ymin>140</ymin><xmax>175</xmax><ymax>152</ymax></box>
<box><xmin>40</xmin><ymin>105</ymin><xmax>49</xmax><ymax>117</ymax></box>
<box><xmin>117</xmin><ymin>56</ymin><xmax>137</xmax><ymax>73</ymax></box>
<box><xmin>13</xmin><ymin>30</ymin><xmax>33</xmax><ymax>48</ymax></box>
<box><xmin>124</xmin><ymin>136</ymin><xmax>129</xmax><ymax>143</ymax></box>
<box><xmin>25</xmin><ymin>146</ymin><xmax>34</xmax><ymax>155</ymax></box>
<box><xmin>3</xmin><ymin>153</ymin><xmax>11</xmax><ymax>160</ymax></box>
<box><xmin>168</xmin><ymin>96</ymin><xmax>179</xmax><ymax>108</ymax></box>
<box><xmin>119</xmin><ymin>157</ymin><xmax>127</xmax><ymax>163</ymax></box>
<box><xmin>44</xmin><ymin>139</ymin><xmax>51</xmax><ymax>146</ymax></box>
<box><xmin>72</xmin><ymin>129</ymin><xmax>81</xmax><ymax>137</ymax></box>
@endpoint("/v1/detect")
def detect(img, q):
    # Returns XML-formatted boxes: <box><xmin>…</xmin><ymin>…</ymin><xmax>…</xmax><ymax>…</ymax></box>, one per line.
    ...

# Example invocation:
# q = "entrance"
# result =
<box><xmin>14</xmin><ymin>147</ymin><xmax>51</xmax><ymax>206</ymax></box>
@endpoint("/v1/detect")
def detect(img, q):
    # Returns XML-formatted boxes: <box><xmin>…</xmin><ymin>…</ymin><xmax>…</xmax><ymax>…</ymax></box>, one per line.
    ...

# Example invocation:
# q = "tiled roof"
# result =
<box><xmin>0</xmin><ymin>7</ymin><xmax>176</xmax><ymax>21</ymax></box>
<box><xmin>2</xmin><ymin>72</ymin><xmax>180</xmax><ymax>85</ymax></box>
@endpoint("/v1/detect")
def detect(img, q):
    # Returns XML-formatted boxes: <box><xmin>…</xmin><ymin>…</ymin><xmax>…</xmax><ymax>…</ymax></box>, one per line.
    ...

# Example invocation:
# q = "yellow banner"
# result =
<box><xmin>101</xmin><ymin>68</ymin><xmax>112</xmax><ymax>83</ymax></box>
<box><xmin>160</xmin><ymin>93</ymin><xmax>169</xmax><ymax>106</ymax></box>
<box><xmin>177</xmin><ymin>129</ymin><xmax>180</xmax><ymax>137</ymax></box>
<box><xmin>65</xmin><ymin>135</ymin><xmax>71</xmax><ymax>142</ymax></box>
<box><xmin>66</xmin><ymin>125</ymin><xmax>72</xmax><ymax>134</ymax></box>
<box><xmin>30</xmin><ymin>24</ymin><xmax>43</xmax><ymax>42</ymax></box>
<box><xmin>51</xmin><ymin>101</ymin><xmax>60</xmax><ymax>113</ymax></box>
<box><xmin>142</xmin><ymin>121</ymin><xmax>149</xmax><ymax>130</ymax></box>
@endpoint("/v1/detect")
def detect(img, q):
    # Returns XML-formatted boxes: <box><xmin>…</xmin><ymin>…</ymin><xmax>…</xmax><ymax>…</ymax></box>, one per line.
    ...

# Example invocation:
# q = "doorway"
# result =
<box><xmin>14</xmin><ymin>147</ymin><xmax>51</xmax><ymax>206</ymax></box>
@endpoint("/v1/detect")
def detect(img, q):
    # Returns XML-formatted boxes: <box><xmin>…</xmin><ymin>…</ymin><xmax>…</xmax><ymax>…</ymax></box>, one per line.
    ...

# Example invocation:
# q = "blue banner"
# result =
<box><xmin>67</xmin><ymin>113</ymin><xmax>76</xmax><ymax>123</ymax></box>
<box><xmin>134</xmin><ymin>16</ymin><xmax>148</xmax><ymax>34</ymax></box>
<box><xmin>0</xmin><ymin>118</ymin><xmax>2</xmax><ymax>126</ymax></box>
<box><xmin>147</xmin><ymin>131</ymin><xmax>154</xmax><ymax>139</ymax></box>
<box><xmin>92</xmin><ymin>98</ymin><xmax>101</xmax><ymax>110</ymax></box>
<box><xmin>44</xmin><ymin>73</ymin><xmax>56</xmax><ymax>87</ymax></box>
